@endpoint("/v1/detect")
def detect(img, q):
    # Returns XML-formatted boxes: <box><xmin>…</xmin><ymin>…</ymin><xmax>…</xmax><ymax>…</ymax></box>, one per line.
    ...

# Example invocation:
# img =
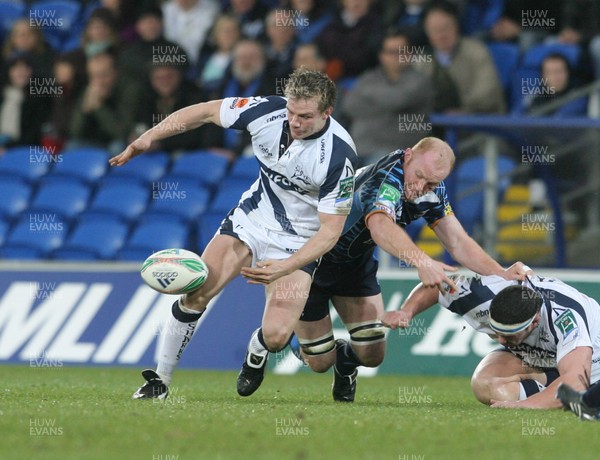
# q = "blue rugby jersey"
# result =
<box><xmin>324</xmin><ymin>149</ymin><xmax>453</xmax><ymax>262</ymax></box>
<box><xmin>219</xmin><ymin>96</ymin><xmax>357</xmax><ymax>238</ymax></box>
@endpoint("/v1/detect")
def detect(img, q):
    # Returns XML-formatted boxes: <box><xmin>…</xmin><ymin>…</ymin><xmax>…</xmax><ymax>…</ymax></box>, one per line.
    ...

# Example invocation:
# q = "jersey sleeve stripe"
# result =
<box><xmin>447</xmin><ymin>278</ymin><xmax>495</xmax><ymax>315</ymax></box>
<box><xmin>230</xmin><ymin>96</ymin><xmax>287</xmax><ymax>130</ymax></box>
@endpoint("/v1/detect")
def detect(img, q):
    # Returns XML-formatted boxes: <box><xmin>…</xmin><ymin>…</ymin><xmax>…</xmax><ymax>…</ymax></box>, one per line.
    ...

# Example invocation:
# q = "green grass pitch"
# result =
<box><xmin>1</xmin><ymin>365</ymin><xmax>598</xmax><ymax>460</ymax></box>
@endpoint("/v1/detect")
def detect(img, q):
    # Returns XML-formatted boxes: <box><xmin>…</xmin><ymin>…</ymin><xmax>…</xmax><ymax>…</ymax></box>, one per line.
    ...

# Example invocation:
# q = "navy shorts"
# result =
<box><xmin>300</xmin><ymin>250</ymin><xmax>381</xmax><ymax>322</ymax></box>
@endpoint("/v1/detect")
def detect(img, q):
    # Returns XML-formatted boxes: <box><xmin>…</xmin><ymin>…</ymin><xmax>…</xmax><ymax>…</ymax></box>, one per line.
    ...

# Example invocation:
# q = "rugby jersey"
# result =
<box><xmin>438</xmin><ymin>274</ymin><xmax>600</xmax><ymax>382</ymax></box>
<box><xmin>325</xmin><ymin>149</ymin><xmax>453</xmax><ymax>262</ymax></box>
<box><xmin>220</xmin><ymin>96</ymin><xmax>357</xmax><ymax>238</ymax></box>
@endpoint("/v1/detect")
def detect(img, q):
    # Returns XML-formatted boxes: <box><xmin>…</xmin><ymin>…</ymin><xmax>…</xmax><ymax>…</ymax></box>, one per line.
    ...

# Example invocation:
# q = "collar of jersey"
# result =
<box><xmin>302</xmin><ymin>117</ymin><xmax>331</xmax><ymax>140</ymax></box>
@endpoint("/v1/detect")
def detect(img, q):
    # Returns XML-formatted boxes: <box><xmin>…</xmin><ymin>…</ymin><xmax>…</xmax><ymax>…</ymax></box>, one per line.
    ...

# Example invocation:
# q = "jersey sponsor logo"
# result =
<box><xmin>258</xmin><ymin>144</ymin><xmax>273</xmax><ymax>157</ymax></box>
<box><xmin>319</xmin><ymin>139</ymin><xmax>326</xmax><ymax>164</ymax></box>
<box><xmin>554</xmin><ymin>310</ymin><xmax>578</xmax><ymax>340</ymax></box>
<box><xmin>266</xmin><ymin>113</ymin><xmax>286</xmax><ymax>123</ymax></box>
<box><xmin>263</xmin><ymin>168</ymin><xmax>309</xmax><ymax>195</ymax></box>
<box><xmin>235</xmin><ymin>98</ymin><xmax>250</xmax><ymax>108</ymax></box>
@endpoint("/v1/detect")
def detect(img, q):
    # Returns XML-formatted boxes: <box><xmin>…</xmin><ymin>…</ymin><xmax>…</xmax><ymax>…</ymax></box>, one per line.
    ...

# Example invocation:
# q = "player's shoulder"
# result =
<box><xmin>327</xmin><ymin>117</ymin><xmax>357</xmax><ymax>158</ymax></box>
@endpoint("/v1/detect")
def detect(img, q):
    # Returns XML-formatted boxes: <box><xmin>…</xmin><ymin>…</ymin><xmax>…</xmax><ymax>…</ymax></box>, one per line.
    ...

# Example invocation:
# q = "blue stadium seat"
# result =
<box><xmin>84</xmin><ymin>183</ymin><xmax>149</xmax><ymax>223</ymax></box>
<box><xmin>521</xmin><ymin>43</ymin><xmax>581</xmax><ymax>70</ymax></box>
<box><xmin>169</xmin><ymin>151</ymin><xmax>229</xmax><ymax>187</ymax></box>
<box><xmin>0</xmin><ymin>146</ymin><xmax>52</xmax><ymax>184</ymax></box>
<box><xmin>1</xmin><ymin>215</ymin><xmax>68</xmax><ymax>259</ymax></box>
<box><xmin>487</xmin><ymin>42</ymin><xmax>520</xmax><ymax>98</ymax></box>
<box><xmin>454</xmin><ymin>155</ymin><xmax>516</xmax><ymax>234</ymax></box>
<box><xmin>0</xmin><ymin>178</ymin><xmax>31</xmax><ymax>222</ymax></box>
<box><xmin>144</xmin><ymin>184</ymin><xmax>211</xmax><ymax>224</ymax></box>
<box><xmin>209</xmin><ymin>178</ymin><xmax>250</xmax><ymax>214</ymax></box>
<box><xmin>29</xmin><ymin>180</ymin><xmax>91</xmax><ymax>221</ymax></box>
<box><xmin>52</xmin><ymin>219</ymin><xmax>129</xmax><ymax>260</ymax></box>
<box><xmin>0</xmin><ymin>219</ymin><xmax>9</xmax><ymax>247</ymax></box>
<box><xmin>30</xmin><ymin>1</ymin><xmax>81</xmax><ymax>47</ymax></box>
<box><xmin>229</xmin><ymin>156</ymin><xmax>260</xmax><ymax>180</ymax></box>
<box><xmin>0</xmin><ymin>1</ymin><xmax>25</xmax><ymax>42</ymax></box>
<box><xmin>461</xmin><ymin>0</ymin><xmax>504</xmax><ymax>36</ymax></box>
<box><xmin>104</xmin><ymin>151</ymin><xmax>170</xmax><ymax>186</ymax></box>
<box><xmin>47</xmin><ymin>147</ymin><xmax>108</xmax><ymax>185</ymax></box>
<box><xmin>118</xmin><ymin>221</ymin><xmax>189</xmax><ymax>261</ymax></box>
<box><xmin>196</xmin><ymin>212</ymin><xmax>226</xmax><ymax>252</ymax></box>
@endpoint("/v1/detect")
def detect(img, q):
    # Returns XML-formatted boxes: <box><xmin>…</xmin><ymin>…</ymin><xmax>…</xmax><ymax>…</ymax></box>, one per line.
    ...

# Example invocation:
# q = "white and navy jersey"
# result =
<box><xmin>438</xmin><ymin>274</ymin><xmax>600</xmax><ymax>382</ymax></box>
<box><xmin>220</xmin><ymin>96</ymin><xmax>357</xmax><ymax>238</ymax></box>
<box><xmin>325</xmin><ymin>150</ymin><xmax>453</xmax><ymax>262</ymax></box>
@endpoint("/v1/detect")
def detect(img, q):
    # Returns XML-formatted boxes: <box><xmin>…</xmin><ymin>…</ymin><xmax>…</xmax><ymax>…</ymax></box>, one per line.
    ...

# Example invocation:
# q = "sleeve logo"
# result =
<box><xmin>336</xmin><ymin>177</ymin><xmax>354</xmax><ymax>201</ymax></box>
<box><xmin>235</xmin><ymin>98</ymin><xmax>249</xmax><ymax>108</ymax></box>
<box><xmin>376</xmin><ymin>183</ymin><xmax>401</xmax><ymax>204</ymax></box>
<box><xmin>554</xmin><ymin>310</ymin><xmax>578</xmax><ymax>339</ymax></box>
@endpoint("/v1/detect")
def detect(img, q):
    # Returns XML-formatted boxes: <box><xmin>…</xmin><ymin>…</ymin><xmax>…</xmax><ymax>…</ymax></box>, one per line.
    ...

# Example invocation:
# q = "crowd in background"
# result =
<box><xmin>1</xmin><ymin>0</ymin><xmax>599</xmax><ymax>165</ymax></box>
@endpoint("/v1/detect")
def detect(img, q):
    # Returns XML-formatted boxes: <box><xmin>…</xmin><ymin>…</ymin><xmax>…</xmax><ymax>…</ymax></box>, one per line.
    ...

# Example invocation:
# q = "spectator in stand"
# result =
<box><xmin>225</xmin><ymin>0</ymin><xmax>271</xmax><ymax>40</ymax></box>
<box><xmin>162</xmin><ymin>0</ymin><xmax>220</xmax><ymax>69</ymax></box>
<box><xmin>292</xmin><ymin>42</ymin><xmax>327</xmax><ymax>73</ymax></box>
<box><xmin>486</xmin><ymin>0</ymin><xmax>562</xmax><ymax>50</ymax></box>
<box><xmin>529</xmin><ymin>53</ymin><xmax>588</xmax><ymax>117</ymax></box>
<box><xmin>69</xmin><ymin>50</ymin><xmax>141</xmax><ymax>155</ymax></box>
<box><xmin>342</xmin><ymin>31</ymin><xmax>434</xmax><ymax>166</ymax></box>
<box><xmin>120</xmin><ymin>5</ymin><xmax>188</xmax><ymax>83</ymax></box>
<box><xmin>204</xmin><ymin>39</ymin><xmax>277</xmax><ymax>160</ymax></box>
<box><xmin>264</xmin><ymin>9</ymin><xmax>297</xmax><ymax>79</ymax></box>
<box><xmin>0</xmin><ymin>53</ymin><xmax>50</xmax><ymax>151</ymax></box>
<box><xmin>419</xmin><ymin>1</ymin><xmax>505</xmax><ymax>114</ymax></box>
<box><xmin>44</xmin><ymin>52</ymin><xmax>87</xmax><ymax>151</ymax></box>
<box><xmin>317</xmin><ymin>0</ymin><xmax>384</xmax><ymax>81</ymax></box>
<box><xmin>77</xmin><ymin>7</ymin><xmax>121</xmax><ymax>59</ymax></box>
<box><xmin>2</xmin><ymin>19</ymin><xmax>55</xmax><ymax>79</ymax></box>
<box><xmin>131</xmin><ymin>63</ymin><xmax>207</xmax><ymax>153</ymax></box>
<box><xmin>283</xmin><ymin>0</ymin><xmax>335</xmax><ymax>45</ymax></box>
<box><xmin>99</xmin><ymin>0</ymin><xmax>139</xmax><ymax>44</ymax></box>
<box><xmin>384</xmin><ymin>0</ymin><xmax>430</xmax><ymax>47</ymax></box>
<box><xmin>197</xmin><ymin>14</ymin><xmax>242</xmax><ymax>92</ymax></box>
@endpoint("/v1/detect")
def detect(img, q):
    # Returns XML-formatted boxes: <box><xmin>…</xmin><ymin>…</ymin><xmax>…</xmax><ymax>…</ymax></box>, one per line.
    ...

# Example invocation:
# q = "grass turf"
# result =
<box><xmin>1</xmin><ymin>365</ymin><xmax>598</xmax><ymax>460</ymax></box>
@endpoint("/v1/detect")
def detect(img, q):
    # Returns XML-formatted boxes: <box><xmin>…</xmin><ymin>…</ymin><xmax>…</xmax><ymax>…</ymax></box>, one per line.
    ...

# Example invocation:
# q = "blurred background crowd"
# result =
<box><xmin>1</xmin><ymin>0</ymin><xmax>598</xmax><ymax>161</ymax></box>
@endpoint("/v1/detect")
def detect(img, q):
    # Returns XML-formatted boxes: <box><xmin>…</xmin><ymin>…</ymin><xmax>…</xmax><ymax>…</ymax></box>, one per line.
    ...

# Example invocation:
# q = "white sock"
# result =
<box><xmin>156</xmin><ymin>300</ymin><xmax>201</xmax><ymax>385</ymax></box>
<box><xmin>246</xmin><ymin>328</ymin><xmax>268</xmax><ymax>368</ymax></box>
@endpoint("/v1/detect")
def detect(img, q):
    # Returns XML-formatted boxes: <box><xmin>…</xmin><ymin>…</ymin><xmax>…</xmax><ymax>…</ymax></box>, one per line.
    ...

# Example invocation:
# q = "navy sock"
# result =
<box><xmin>335</xmin><ymin>342</ymin><xmax>362</xmax><ymax>375</ymax></box>
<box><xmin>521</xmin><ymin>379</ymin><xmax>543</xmax><ymax>397</ymax></box>
<box><xmin>582</xmin><ymin>381</ymin><xmax>600</xmax><ymax>408</ymax></box>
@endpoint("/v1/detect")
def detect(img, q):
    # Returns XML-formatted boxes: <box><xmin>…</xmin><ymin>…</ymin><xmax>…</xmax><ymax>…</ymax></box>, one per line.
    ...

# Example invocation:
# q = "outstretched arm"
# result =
<box><xmin>109</xmin><ymin>99</ymin><xmax>224</xmax><ymax>166</ymax></box>
<box><xmin>368</xmin><ymin>212</ymin><xmax>457</xmax><ymax>293</ymax></box>
<box><xmin>381</xmin><ymin>282</ymin><xmax>439</xmax><ymax>329</ymax></box>
<box><xmin>433</xmin><ymin>215</ymin><xmax>525</xmax><ymax>281</ymax></box>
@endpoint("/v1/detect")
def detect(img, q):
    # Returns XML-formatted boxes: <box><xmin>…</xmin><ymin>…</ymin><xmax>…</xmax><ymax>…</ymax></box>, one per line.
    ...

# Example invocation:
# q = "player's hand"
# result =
<box><xmin>109</xmin><ymin>136</ymin><xmax>151</xmax><ymax>166</ymax></box>
<box><xmin>416</xmin><ymin>259</ymin><xmax>458</xmax><ymax>294</ymax></box>
<box><xmin>241</xmin><ymin>260</ymin><xmax>292</xmax><ymax>285</ymax></box>
<box><xmin>490</xmin><ymin>399</ymin><xmax>523</xmax><ymax>409</ymax></box>
<box><xmin>502</xmin><ymin>261</ymin><xmax>533</xmax><ymax>281</ymax></box>
<box><xmin>381</xmin><ymin>310</ymin><xmax>412</xmax><ymax>329</ymax></box>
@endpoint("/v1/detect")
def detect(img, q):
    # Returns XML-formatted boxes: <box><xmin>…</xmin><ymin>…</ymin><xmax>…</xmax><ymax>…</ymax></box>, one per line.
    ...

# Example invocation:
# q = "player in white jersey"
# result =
<box><xmin>382</xmin><ymin>271</ymin><xmax>600</xmax><ymax>409</ymax></box>
<box><xmin>109</xmin><ymin>68</ymin><xmax>357</xmax><ymax>399</ymax></box>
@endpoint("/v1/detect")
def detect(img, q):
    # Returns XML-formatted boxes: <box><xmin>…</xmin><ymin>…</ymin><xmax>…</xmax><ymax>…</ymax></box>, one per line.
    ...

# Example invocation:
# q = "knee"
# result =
<box><xmin>353</xmin><ymin>344</ymin><xmax>385</xmax><ymax>368</ymax></box>
<box><xmin>471</xmin><ymin>374</ymin><xmax>513</xmax><ymax>405</ymax></box>
<box><xmin>306</xmin><ymin>355</ymin><xmax>334</xmax><ymax>373</ymax></box>
<box><xmin>262</xmin><ymin>328</ymin><xmax>291</xmax><ymax>352</ymax></box>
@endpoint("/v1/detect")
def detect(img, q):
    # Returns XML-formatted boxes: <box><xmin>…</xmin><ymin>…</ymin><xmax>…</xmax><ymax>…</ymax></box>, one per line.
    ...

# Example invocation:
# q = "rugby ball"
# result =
<box><xmin>140</xmin><ymin>249</ymin><xmax>209</xmax><ymax>295</ymax></box>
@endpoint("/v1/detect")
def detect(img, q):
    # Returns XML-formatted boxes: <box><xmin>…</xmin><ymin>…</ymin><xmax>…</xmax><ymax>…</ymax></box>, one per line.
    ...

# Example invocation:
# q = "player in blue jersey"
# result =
<box><xmin>238</xmin><ymin>137</ymin><xmax>528</xmax><ymax>401</ymax></box>
<box><xmin>383</xmin><ymin>272</ymin><xmax>600</xmax><ymax>410</ymax></box>
<box><xmin>110</xmin><ymin>68</ymin><xmax>358</xmax><ymax>399</ymax></box>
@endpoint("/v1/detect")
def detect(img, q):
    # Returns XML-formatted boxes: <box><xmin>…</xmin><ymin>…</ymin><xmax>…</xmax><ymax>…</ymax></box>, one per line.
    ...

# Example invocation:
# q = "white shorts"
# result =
<box><xmin>217</xmin><ymin>207</ymin><xmax>318</xmax><ymax>274</ymax></box>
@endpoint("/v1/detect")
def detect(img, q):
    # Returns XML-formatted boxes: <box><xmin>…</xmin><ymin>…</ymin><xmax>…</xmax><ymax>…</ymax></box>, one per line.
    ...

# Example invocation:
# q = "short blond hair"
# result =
<box><xmin>284</xmin><ymin>68</ymin><xmax>336</xmax><ymax>113</ymax></box>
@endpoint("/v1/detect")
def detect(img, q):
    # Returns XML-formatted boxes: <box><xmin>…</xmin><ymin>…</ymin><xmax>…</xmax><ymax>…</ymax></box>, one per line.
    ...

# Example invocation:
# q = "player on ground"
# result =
<box><xmin>238</xmin><ymin>138</ymin><xmax>527</xmax><ymax>401</ymax></box>
<box><xmin>109</xmin><ymin>68</ymin><xmax>357</xmax><ymax>399</ymax></box>
<box><xmin>383</xmin><ymin>273</ymin><xmax>600</xmax><ymax>409</ymax></box>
